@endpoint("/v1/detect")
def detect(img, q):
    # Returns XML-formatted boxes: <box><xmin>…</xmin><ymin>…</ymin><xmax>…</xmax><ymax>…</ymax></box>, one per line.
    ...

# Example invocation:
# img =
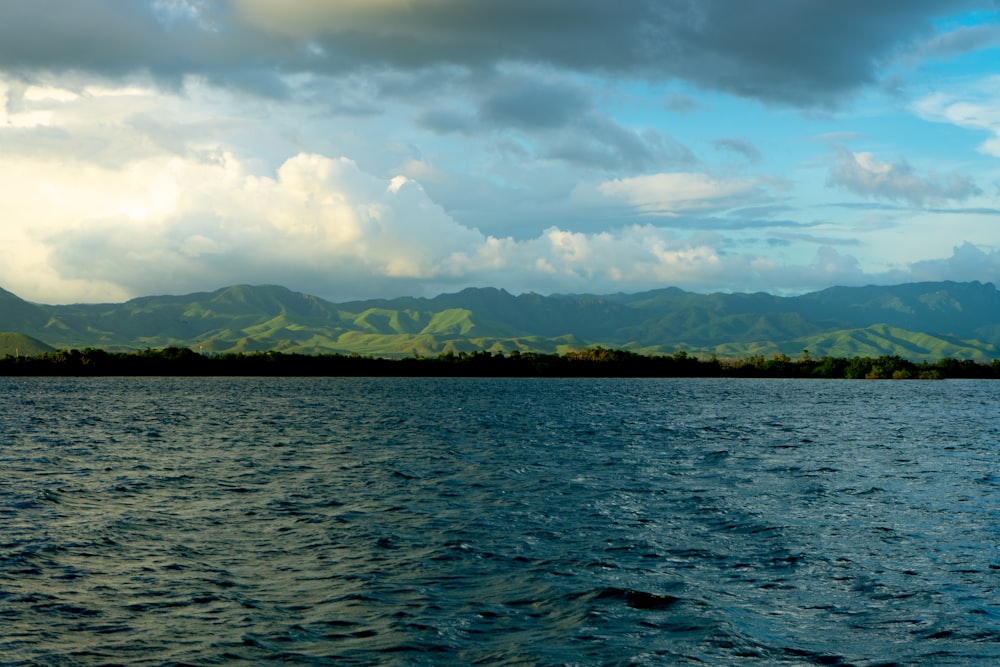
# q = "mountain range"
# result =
<box><xmin>1</xmin><ymin>281</ymin><xmax>998</xmax><ymax>360</ymax></box>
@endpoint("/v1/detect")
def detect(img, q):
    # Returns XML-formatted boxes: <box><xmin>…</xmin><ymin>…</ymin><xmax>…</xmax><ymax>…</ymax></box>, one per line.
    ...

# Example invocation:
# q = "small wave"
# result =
<box><xmin>594</xmin><ymin>587</ymin><xmax>683</xmax><ymax>610</ymax></box>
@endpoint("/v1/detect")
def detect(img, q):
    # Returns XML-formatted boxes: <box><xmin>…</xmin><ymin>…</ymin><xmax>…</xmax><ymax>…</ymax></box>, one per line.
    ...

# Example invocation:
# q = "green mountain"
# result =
<box><xmin>1</xmin><ymin>281</ymin><xmax>998</xmax><ymax>360</ymax></box>
<box><xmin>0</xmin><ymin>332</ymin><xmax>54</xmax><ymax>357</ymax></box>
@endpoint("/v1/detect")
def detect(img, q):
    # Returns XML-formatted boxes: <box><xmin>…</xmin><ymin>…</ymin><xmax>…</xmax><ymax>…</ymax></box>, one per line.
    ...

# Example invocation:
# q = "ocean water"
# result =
<box><xmin>1</xmin><ymin>377</ymin><xmax>998</xmax><ymax>666</ymax></box>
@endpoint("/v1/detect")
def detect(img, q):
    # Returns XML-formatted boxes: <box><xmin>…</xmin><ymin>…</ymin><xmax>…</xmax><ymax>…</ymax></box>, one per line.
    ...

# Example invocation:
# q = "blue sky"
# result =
<box><xmin>1</xmin><ymin>0</ymin><xmax>999</xmax><ymax>304</ymax></box>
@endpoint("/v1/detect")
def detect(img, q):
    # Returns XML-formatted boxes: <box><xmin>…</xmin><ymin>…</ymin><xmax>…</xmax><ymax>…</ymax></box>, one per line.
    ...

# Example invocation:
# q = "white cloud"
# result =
<box><xmin>39</xmin><ymin>152</ymin><xmax>773</xmax><ymax>298</ymax></box>
<box><xmin>587</xmin><ymin>173</ymin><xmax>764</xmax><ymax>216</ymax></box>
<box><xmin>23</xmin><ymin>85</ymin><xmax>79</xmax><ymax>103</ymax></box>
<box><xmin>3</xmin><ymin>133</ymin><xmax>996</xmax><ymax>303</ymax></box>
<box><xmin>914</xmin><ymin>81</ymin><xmax>1000</xmax><ymax>157</ymax></box>
<box><xmin>35</xmin><ymin>152</ymin><xmax>490</xmax><ymax>296</ymax></box>
<box><xmin>0</xmin><ymin>132</ymin><xmax>872</xmax><ymax>302</ymax></box>
<box><xmin>826</xmin><ymin>148</ymin><xmax>981</xmax><ymax>206</ymax></box>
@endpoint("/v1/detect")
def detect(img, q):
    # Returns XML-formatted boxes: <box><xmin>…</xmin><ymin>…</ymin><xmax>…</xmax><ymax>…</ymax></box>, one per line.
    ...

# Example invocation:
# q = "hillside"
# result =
<box><xmin>0</xmin><ymin>332</ymin><xmax>54</xmax><ymax>357</ymax></box>
<box><xmin>1</xmin><ymin>281</ymin><xmax>998</xmax><ymax>360</ymax></box>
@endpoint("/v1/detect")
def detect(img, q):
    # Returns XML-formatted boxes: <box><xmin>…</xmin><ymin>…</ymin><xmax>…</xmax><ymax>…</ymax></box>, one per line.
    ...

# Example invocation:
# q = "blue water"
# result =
<box><xmin>1</xmin><ymin>377</ymin><xmax>999</xmax><ymax>665</ymax></box>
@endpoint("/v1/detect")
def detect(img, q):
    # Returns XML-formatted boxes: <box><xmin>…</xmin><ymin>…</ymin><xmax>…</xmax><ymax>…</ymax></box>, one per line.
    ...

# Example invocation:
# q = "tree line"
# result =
<box><xmin>1</xmin><ymin>346</ymin><xmax>999</xmax><ymax>378</ymax></box>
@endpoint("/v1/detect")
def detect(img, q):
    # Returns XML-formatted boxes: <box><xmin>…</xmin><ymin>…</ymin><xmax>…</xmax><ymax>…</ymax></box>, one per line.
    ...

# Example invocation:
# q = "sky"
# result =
<box><xmin>2</xmin><ymin>0</ymin><xmax>1000</xmax><ymax>304</ymax></box>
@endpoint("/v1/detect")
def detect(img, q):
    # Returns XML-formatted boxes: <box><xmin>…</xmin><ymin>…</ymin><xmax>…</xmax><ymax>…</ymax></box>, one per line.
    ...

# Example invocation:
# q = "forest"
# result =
<box><xmin>2</xmin><ymin>346</ymin><xmax>998</xmax><ymax>379</ymax></box>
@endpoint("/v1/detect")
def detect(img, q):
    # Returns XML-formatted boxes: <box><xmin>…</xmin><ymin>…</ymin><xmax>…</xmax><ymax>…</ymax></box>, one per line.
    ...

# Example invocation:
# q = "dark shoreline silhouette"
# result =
<box><xmin>2</xmin><ymin>346</ymin><xmax>998</xmax><ymax>379</ymax></box>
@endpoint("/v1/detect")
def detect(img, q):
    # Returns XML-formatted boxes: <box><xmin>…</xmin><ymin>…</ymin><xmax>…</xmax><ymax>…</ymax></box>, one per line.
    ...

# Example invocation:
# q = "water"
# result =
<box><xmin>1</xmin><ymin>377</ymin><xmax>998</xmax><ymax>666</ymax></box>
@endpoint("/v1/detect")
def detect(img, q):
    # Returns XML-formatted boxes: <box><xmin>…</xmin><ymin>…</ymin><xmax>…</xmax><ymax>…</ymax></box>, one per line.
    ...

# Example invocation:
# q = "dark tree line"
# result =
<box><xmin>1</xmin><ymin>346</ymin><xmax>999</xmax><ymax>378</ymax></box>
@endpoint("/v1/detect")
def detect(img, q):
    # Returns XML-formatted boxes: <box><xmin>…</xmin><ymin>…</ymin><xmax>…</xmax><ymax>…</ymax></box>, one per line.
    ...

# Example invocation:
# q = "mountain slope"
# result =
<box><xmin>0</xmin><ymin>332</ymin><xmax>55</xmax><ymax>357</ymax></box>
<box><xmin>0</xmin><ymin>281</ymin><xmax>997</xmax><ymax>360</ymax></box>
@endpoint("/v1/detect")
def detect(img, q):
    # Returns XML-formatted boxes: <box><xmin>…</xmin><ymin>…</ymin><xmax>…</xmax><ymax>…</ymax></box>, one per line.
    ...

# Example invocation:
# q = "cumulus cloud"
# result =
<box><xmin>0</xmin><ymin>0</ymin><xmax>988</xmax><ymax>107</ymax></box>
<box><xmin>0</xmin><ymin>77</ymin><xmax>756</xmax><ymax>303</ymax></box>
<box><xmin>3</xmin><ymin>132</ymin><xmax>994</xmax><ymax>303</ymax></box>
<box><xmin>826</xmin><ymin>148</ymin><xmax>981</xmax><ymax>206</ymax></box>
<box><xmin>0</xmin><ymin>147</ymin><xmax>784</xmax><ymax>301</ymax></box>
<box><xmin>36</xmin><ymin>153</ymin><xmax>489</xmax><ymax>299</ymax></box>
<box><xmin>904</xmin><ymin>241</ymin><xmax>1000</xmax><ymax>283</ymax></box>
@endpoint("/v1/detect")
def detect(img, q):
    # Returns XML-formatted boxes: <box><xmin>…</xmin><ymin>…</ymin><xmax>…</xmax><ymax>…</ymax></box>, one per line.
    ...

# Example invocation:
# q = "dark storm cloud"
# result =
<box><xmin>479</xmin><ymin>78</ymin><xmax>591</xmax><ymax>129</ymax></box>
<box><xmin>1</xmin><ymin>0</ymin><xmax>992</xmax><ymax>107</ymax></box>
<box><xmin>644</xmin><ymin>0</ymin><xmax>987</xmax><ymax>106</ymax></box>
<box><xmin>0</xmin><ymin>1</ymin><xmax>163</xmax><ymax>74</ymax></box>
<box><xmin>0</xmin><ymin>0</ymin><xmax>293</xmax><ymax>95</ymax></box>
<box><xmin>236</xmin><ymin>0</ymin><xmax>997</xmax><ymax>107</ymax></box>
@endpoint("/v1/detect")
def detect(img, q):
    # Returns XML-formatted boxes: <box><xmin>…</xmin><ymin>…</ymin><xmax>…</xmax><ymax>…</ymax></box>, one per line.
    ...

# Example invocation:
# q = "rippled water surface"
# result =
<box><xmin>2</xmin><ymin>377</ymin><xmax>999</xmax><ymax>665</ymax></box>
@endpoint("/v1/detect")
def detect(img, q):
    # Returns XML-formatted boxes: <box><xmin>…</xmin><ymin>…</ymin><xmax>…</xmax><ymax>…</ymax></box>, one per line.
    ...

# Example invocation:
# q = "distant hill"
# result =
<box><xmin>1</xmin><ymin>281</ymin><xmax>998</xmax><ymax>360</ymax></box>
<box><xmin>0</xmin><ymin>332</ymin><xmax>54</xmax><ymax>357</ymax></box>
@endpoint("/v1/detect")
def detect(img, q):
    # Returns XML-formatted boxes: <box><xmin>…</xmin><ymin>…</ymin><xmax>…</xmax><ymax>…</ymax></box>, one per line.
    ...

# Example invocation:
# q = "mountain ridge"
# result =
<box><xmin>1</xmin><ymin>281</ymin><xmax>997</xmax><ymax>360</ymax></box>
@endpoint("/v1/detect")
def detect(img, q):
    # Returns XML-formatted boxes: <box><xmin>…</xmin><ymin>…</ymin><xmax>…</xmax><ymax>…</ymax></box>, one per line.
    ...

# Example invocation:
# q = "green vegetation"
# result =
<box><xmin>2</xmin><ymin>346</ymin><xmax>997</xmax><ymax>379</ymax></box>
<box><xmin>2</xmin><ymin>281</ymin><xmax>999</xmax><ymax>360</ymax></box>
<box><xmin>0</xmin><ymin>332</ymin><xmax>54</xmax><ymax>357</ymax></box>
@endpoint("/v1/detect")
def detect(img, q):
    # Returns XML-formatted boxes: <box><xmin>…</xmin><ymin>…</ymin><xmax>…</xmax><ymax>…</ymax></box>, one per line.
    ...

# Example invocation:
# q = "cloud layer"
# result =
<box><xmin>0</xmin><ymin>139</ymin><xmax>834</xmax><ymax>302</ymax></box>
<box><xmin>1</xmin><ymin>2</ymin><xmax>999</xmax><ymax>304</ymax></box>
<box><xmin>0</xmin><ymin>0</ymin><xmax>984</xmax><ymax>106</ymax></box>
<box><xmin>3</xmin><ymin>130</ymin><xmax>994</xmax><ymax>304</ymax></box>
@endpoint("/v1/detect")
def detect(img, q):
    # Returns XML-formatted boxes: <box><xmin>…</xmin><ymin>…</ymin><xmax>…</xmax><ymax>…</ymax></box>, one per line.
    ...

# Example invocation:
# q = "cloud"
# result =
<box><xmin>663</xmin><ymin>91</ymin><xmax>700</xmax><ymax>114</ymax></box>
<box><xmin>3</xmin><ymin>135</ymin><xmax>996</xmax><ymax>303</ymax></box>
<box><xmin>0</xmin><ymin>1</ymin><xmax>990</xmax><ymax>107</ymax></box>
<box><xmin>542</xmin><ymin>116</ymin><xmax>697</xmax><ymax>173</ymax></box>
<box><xmin>3</xmin><ymin>4</ymin><xmax>1000</xmax><ymax>306</ymax></box>
<box><xmin>0</xmin><ymin>97</ymin><xmax>745</xmax><ymax>302</ymax></box>
<box><xmin>38</xmin><ymin>153</ymin><xmax>488</xmax><ymax>298</ymax></box>
<box><xmin>0</xmin><ymin>1</ymin><xmax>285</xmax><ymax>95</ymax></box>
<box><xmin>478</xmin><ymin>75</ymin><xmax>591</xmax><ymax>130</ymax></box>
<box><xmin>903</xmin><ymin>22</ymin><xmax>1000</xmax><ymax>62</ymax></box>
<box><xmin>409</xmin><ymin>65</ymin><xmax>697</xmax><ymax>173</ymax></box>
<box><xmin>11</xmin><ymin>153</ymin><xmax>764</xmax><ymax>299</ymax></box>
<box><xmin>903</xmin><ymin>241</ymin><xmax>1000</xmax><ymax>283</ymax></box>
<box><xmin>416</xmin><ymin>107</ymin><xmax>476</xmax><ymax>134</ymax></box>
<box><xmin>421</xmin><ymin>227</ymin><xmax>878</xmax><ymax>297</ymax></box>
<box><xmin>588</xmin><ymin>173</ymin><xmax>767</xmax><ymax>217</ymax></box>
<box><xmin>712</xmin><ymin>138</ymin><xmax>762</xmax><ymax>163</ymax></box>
<box><xmin>914</xmin><ymin>82</ymin><xmax>1000</xmax><ymax>157</ymax></box>
<box><xmin>0</xmin><ymin>110</ymin><xmax>896</xmax><ymax>305</ymax></box>
<box><xmin>238</xmin><ymin>2</ymin><xmax>1000</xmax><ymax>109</ymax></box>
<box><xmin>826</xmin><ymin>148</ymin><xmax>981</xmax><ymax>206</ymax></box>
